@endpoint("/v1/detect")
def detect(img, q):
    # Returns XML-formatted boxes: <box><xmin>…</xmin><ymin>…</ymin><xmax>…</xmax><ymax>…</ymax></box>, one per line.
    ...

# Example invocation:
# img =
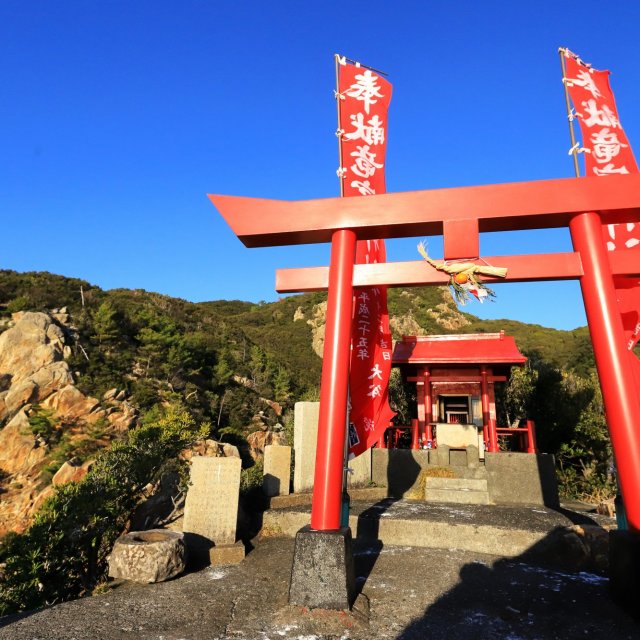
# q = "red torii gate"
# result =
<box><xmin>209</xmin><ymin>173</ymin><xmax>640</xmax><ymax>535</ymax></box>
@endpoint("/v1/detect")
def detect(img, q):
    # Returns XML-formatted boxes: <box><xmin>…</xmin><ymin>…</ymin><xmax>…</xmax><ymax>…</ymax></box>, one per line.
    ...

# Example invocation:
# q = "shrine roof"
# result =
<box><xmin>392</xmin><ymin>332</ymin><xmax>527</xmax><ymax>365</ymax></box>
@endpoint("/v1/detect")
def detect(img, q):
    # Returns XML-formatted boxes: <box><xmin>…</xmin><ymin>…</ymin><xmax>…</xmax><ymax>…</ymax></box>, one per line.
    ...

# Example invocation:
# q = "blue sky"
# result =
<box><xmin>2</xmin><ymin>1</ymin><xmax>640</xmax><ymax>330</ymax></box>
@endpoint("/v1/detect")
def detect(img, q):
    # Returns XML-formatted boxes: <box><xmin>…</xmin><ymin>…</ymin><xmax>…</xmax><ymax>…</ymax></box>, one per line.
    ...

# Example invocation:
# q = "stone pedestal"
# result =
<box><xmin>263</xmin><ymin>444</ymin><xmax>292</xmax><ymax>496</ymax></box>
<box><xmin>210</xmin><ymin>540</ymin><xmax>246</xmax><ymax>566</ymax></box>
<box><xmin>289</xmin><ymin>525</ymin><xmax>356</xmax><ymax>610</ymax></box>
<box><xmin>609</xmin><ymin>530</ymin><xmax>640</xmax><ymax>618</ymax></box>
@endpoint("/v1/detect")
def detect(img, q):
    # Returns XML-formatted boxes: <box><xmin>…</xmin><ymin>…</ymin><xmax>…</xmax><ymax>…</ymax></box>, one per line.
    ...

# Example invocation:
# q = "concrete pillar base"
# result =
<box><xmin>288</xmin><ymin>525</ymin><xmax>356</xmax><ymax>610</ymax></box>
<box><xmin>609</xmin><ymin>530</ymin><xmax>640</xmax><ymax>618</ymax></box>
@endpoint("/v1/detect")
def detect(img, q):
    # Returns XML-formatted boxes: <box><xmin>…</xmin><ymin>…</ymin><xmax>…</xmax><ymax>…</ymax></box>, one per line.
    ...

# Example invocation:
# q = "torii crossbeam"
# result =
<box><xmin>209</xmin><ymin>173</ymin><xmax>640</xmax><ymax>533</ymax></box>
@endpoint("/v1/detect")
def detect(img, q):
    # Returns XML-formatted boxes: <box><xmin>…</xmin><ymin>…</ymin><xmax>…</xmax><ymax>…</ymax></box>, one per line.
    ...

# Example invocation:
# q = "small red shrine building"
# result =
<box><xmin>390</xmin><ymin>331</ymin><xmax>537</xmax><ymax>456</ymax></box>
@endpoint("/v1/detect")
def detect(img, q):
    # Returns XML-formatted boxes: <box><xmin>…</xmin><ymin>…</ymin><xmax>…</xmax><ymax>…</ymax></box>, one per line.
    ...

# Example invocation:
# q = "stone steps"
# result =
<box><xmin>261</xmin><ymin>500</ymin><xmax>557</xmax><ymax>557</ymax></box>
<box><xmin>437</xmin><ymin>464</ymin><xmax>487</xmax><ymax>480</ymax></box>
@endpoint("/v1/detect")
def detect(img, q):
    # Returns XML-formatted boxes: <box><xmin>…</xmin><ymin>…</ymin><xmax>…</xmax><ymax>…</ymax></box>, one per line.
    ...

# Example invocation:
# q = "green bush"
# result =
<box><xmin>27</xmin><ymin>406</ymin><xmax>59</xmax><ymax>445</ymax></box>
<box><xmin>0</xmin><ymin>403</ymin><xmax>208</xmax><ymax>616</ymax></box>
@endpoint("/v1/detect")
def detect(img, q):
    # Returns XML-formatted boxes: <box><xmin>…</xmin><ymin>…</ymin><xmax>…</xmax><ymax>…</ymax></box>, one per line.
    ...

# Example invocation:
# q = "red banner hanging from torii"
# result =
<box><xmin>336</xmin><ymin>58</ymin><xmax>395</xmax><ymax>457</ymax></box>
<box><xmin>563</xmin><ymin>50</ymin><xmax>640</xmax><ymax>353</ymax></box>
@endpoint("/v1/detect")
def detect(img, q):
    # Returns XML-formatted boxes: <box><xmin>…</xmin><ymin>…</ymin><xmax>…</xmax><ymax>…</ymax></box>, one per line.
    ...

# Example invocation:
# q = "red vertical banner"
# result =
<box><xmin>562</xmin><ymin>49</ymin><xmax>640</xmax><ymax>353</ymax></box>
<box><xmin>336</xmin><ymin>58</ymin><xmax>395</xmax><ymax>457</ymax></box>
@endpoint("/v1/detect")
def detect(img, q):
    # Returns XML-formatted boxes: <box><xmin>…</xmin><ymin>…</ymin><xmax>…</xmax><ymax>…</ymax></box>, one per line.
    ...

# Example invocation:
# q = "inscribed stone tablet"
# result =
<box><xmin>263</xmin><ymin>445</ymin><xmax>291</xmax><ymax>496</ymax></box>
<box><xmin>183</xmin><ymin>456</ymin><xmax>241</xmax><ymax>545</ymax></box>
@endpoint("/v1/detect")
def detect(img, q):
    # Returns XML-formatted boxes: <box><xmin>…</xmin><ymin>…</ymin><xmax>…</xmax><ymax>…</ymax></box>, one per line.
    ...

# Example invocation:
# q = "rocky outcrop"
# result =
<box><xmin>0</xmin><ymin>312</ymin><xmax>74</xmax><ymax>424</ymax></box>
<box><xmin>0</xmin><ymin>311</ymin><xmax>138</xmax><ymax>535</ymax></box>
<box><xmin>307</xmin><ymin>301</ymin><xmax>327</xmax><ymax>358</ymax></box>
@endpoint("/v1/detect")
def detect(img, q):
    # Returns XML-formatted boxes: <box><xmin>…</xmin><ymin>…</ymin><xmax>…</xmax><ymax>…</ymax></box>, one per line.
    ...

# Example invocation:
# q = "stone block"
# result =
<box><xmin>467</xmin><ymin>445</ymin><xmax>480</xmax><ymax>467</ymax></box>
<box><xmin>263</xmin><ymin>444</ymin><xmax>292</xmax><ymax>496</ymax></box>
<box><xmin>485</xmin><ymin>452</ymin><xmax>559</xmax><ymax>507</ymax></box>
<box><xmin>436</xmin><ymin>423</ymin><xmax>479</xmax><ymax>448</ymax></box>
<box><xmin>371</xmin><ymin>448</ymin><xmax>430</xmax><ymax>497</ymax></box>
<box><xmin>108</xmin><ymin>530</ymin><xmax>186</xmax><ymax>583</ymax></box>
<box><xmin>183</xmin><ymin>456</ymin><xmax>241</xmax><ymax>545</ymax></box>
<box><xmin>289</xmin><ymin>525</ymin><xmax>356</xmax><ymax>610</ymax></box>
<box><xmin>436</xmin><ymin>445</ymin><xmax>450</xmax><ymax>467</ymax></box>
<box><xmin>449</xmin><ymin>449</ymin><xmax>467</xmax><ymax>467</ymax></box>
<box><xmin>293</xmin><ymin>402</ymin><xmax>320</xmax><ymax>493</ymax></box>
<box><xmin>210</xmin><ymin>540</ymin><xmax>246</xmax><ymax>566</ymax></box>
<box><xmin>609</xmin><ymin>530</ymin><xmax>640</xmax><ymax>619</ymax></box>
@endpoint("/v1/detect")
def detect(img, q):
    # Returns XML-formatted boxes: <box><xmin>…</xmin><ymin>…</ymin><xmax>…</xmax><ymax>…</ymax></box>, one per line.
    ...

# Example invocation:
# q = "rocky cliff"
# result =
<box><xmin>0</xmin><ymin>311</ymin><xmax>137</xmax><ymax>535</ymax></box>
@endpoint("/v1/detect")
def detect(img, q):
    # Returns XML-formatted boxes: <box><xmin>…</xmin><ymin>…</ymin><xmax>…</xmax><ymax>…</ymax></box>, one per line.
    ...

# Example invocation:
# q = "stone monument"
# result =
<box><xmin>183</xmin><ymin>456</ymin><xmax>244</xmax><ymax>565</ymax></box>
<box><xmin>263</xmin><ymin>444</ymin><xmax>291</xmax><ymax>496</ymax></box>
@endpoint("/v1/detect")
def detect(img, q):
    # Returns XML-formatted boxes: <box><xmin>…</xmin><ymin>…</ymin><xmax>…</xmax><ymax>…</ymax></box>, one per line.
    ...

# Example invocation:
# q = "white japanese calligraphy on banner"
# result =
<box><xmin>563</xmin><ymin>50</ymin><xmax>640</xmax><ymax>352</ymax></box>
<box><xmin>337</xmin><ymin>60</ymin><xmax>395</xmax><ymax>457</ymax></box>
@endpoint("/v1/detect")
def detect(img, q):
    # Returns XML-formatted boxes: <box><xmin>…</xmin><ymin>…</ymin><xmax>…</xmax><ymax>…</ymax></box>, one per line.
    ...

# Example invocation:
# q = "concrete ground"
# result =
<box><xmin>1</xmin><ymin>499</ymin><xmax>637</xmax><ymax>640</ymax></box>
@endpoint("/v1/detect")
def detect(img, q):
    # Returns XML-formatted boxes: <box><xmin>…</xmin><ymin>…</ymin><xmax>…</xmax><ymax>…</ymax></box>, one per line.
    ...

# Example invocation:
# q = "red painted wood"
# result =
<box><xmin>209</xmin><ymin>174</ymin><xmax>640</xmax><ymax>248</ymax></box>
<box><xmin>310</xmin><ymin>229</ymin><xmax>356</xmax><ymax>531</ymax></box>
<box><xmin>570</xmin><ymin>211</ymin><xmax>640</xmax><ymax>532</ymax></box>
<box><xmin>426</xmin><ymin>375</ymin><xmax>508</xmax><ymax>383</ymax></box>
<box><xmin>276</xmin><ymin>252</ymin><xmax>586</xmax><ymax>293</ymax></box>
<box><xmin>526</xmin><ymin>420</ymin><xmax>538</xmax><ymax>454</ymax></box>
<box><xmin>415</xmin><ymin>382</ymin><xmax>425</xmax><ymax>449</ymax></box>
<box><xmin>444</xmin><ymin>219</ymin><xmax>479</xmax><ymax>260</ymax></box>
<box><xmin>411</xmin><ymin>418</ymin><xmax>420</xmax><ymax>450</ymax></box>
<box><xmin>274</xmin><ymin>250</ymin><xmax>638</xmax><ymax>295</ymax></box>
<box><xmin>424</xmin><ymin>368</ymin><xmax>433</xmax><ymax>446</ymax></box>
<box><xmin>394</xmin><ymin>333</ymin><xmax>526</xmax><ymax>365</ymax></box>
<box><xmin>481</xmin><ymin>366</ymin><xmax>498</xmax><ymax>453</ymax></box>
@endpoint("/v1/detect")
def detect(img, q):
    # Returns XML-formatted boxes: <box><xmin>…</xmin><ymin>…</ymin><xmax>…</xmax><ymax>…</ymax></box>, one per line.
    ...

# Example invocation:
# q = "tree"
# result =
<box><xmin>500</xmin><ymin>364</ymin><xmax>538</xmax><ymax>427</ymax></box>
<box><xmin>91</xmin><ymin>301</ymin><xmax>120</xmax><ymax>344</ymax></box>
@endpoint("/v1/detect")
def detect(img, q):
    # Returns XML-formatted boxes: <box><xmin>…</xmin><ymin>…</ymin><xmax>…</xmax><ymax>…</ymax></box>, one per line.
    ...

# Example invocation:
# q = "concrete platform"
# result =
<box><xmin>263</xmin><ymin>493</ymin><xmax>616</xmax><ymax>561</ymax></box>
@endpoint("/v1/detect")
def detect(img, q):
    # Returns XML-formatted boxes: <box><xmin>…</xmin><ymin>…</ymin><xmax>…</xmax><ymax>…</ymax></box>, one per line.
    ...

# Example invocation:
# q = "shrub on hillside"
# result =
<box><xmin>0</xmin><ymin>403</ymin><xmax>209</xmax><ymax>616</ymax></box>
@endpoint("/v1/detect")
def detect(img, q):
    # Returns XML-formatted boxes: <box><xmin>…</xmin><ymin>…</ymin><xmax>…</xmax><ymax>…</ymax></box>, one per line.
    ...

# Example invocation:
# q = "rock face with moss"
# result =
<box><xmin>0</xmin><ymin>312</ymin><xmax>136</xmax><ymax>535</ymax></box>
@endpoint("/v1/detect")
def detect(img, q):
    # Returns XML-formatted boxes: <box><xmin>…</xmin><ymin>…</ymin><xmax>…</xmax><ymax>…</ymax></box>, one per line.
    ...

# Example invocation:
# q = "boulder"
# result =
<box><xmin>0</xmin><ymin>410</ymin><xmax>48</xmax><ymax>476</ymax></box>
<box><xmin>42</xmin><ymin>384</ymin><xmax>100</xmax><ymax>420</ymax></box>
<box><xmin>246</xmin><ymin>430</ymin><xmax>285</xmax><ymax>460</ymax></box>
<box><xmin>107</xmin><ymin>401</ymin><xmax>137</xmax><ymax>431</ymax></box>
<box><xmin>222</xmin><ymin>443</ymin><xmax>241</xmax><ymax>458</ymax></box>
<box><xmin>0</xmin><ymin>312</ymin><xmax>65</xmax><ymax>379</ymax></box>
<box><xmin>2</xmin><ymin>361</ymin><xmax>73</xmax><ymax>421</ymax></box>
<box><xmin>108</xmin><ymin>530</ymin><xmax>187</xmax><ymax>583</ymax></box>
<box><xmin>52</xmin><ymin>459</ymin><xmax>94</xmax><ymax>486</ymax></box>
<box><xmin>184</xmin><ymin>439</ymin><xmax>240</xmax><ymax>460</ymax></box>
<box><xmin>103</xmin><ymin>388</ymin><xmax>118</xmax><ymax>402</ymax></box>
